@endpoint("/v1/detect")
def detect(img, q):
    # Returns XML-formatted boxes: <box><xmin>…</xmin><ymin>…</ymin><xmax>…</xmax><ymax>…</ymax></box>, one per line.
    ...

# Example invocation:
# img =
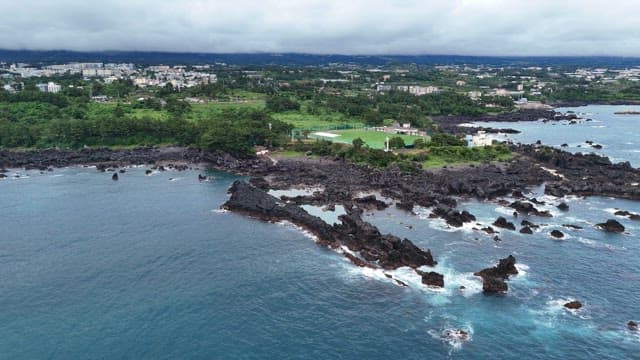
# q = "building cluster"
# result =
<box><xmin>3</xmin><ymin>62</ymin><xmax>217</xmax><ymax>90</ymax></box>
<box><xmin>375</xmin><ymin>83</ymin><xmax>441</xmax><ymax>95</ymax></box>
<box><xmin>134</xmin><ymin>65</ymin><xmax>217</xmax><ymax>89</ymax></box>
<box><xmin>563</xmin><ymin>67</ymin><xmax>640</xmax><ymax>82</ymax></box>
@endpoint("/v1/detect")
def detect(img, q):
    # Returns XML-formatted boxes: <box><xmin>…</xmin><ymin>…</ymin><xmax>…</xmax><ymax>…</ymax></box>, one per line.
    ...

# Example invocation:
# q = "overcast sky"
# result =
<box><xmin>1</xmin><ymin>0</ymin><xmax>638</xmax><ymax>56</ymax></box>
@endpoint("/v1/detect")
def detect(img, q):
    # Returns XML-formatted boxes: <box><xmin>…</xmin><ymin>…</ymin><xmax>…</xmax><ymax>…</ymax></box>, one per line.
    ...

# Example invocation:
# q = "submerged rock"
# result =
<box><xmin>557</xmin><ymin>202</ymin><xmax>570</xmax><ymax>211</ymax></box>
<box><xmin>596</xmin><ymin>219</ymin><xmax>625</xmax><ymax>233</ymax></box>
<box><xmin>550</xmin><ymin>230</ymin><xmax>564</xmax><ymax>239</ymax></box>
<box><xmin>614</xmin><ymin>210</ymin><xmax>640</xmax><ymax>221</ymax></box>
<box><xmin>480</xmin><ymin>226</ymin><xmax>496</xmax><ymax>234</ymax></box>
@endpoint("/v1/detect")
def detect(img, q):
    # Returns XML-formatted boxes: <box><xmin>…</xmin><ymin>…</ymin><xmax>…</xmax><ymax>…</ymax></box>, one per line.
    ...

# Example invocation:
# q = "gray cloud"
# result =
<box><xmin>1</xmin><ymin>0</ymin><xmax>639</xmax><ymax>55</ymax></box>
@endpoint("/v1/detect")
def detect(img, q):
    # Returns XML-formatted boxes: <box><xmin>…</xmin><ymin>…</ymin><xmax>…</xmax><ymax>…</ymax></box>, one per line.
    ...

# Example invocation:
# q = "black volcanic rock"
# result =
<box><xmin>596</xmin><ymin>219</ymin><xmax>625</xmax><ymax>233</ymax></box>
<box><xmin>474</xmin><ymin>255</ymin><xmax>518</xmax><ymax>294</ymax></box>
<box><xmin>520</xmin><ymin>226</ymin><xmax>533</xmax><ymax>234</ymax></box>
<box><xmin>396</xmin><ymin>201</ymin><xmax>415</xmax><ymax>212</ymax></box>
<box><xmin>564</xmin><ymin>300</ymin><xmax>583</xmax><ymax>310</ymax></box>
<box><xmin>493</xmin><ymin>217</ymin><xmax>516</xmax><ymax>231</ymax></box>
<box><xmin>481</xmin><ymin>276</ymin><xmax>508</xmax><ymax>293</ymax></box>
<box><xmin>223</xmin><ymin>181</ymin><xmax>436</xmax><ymax>271</ymax></box>
<box><xmin>480</xmin><ymin>226</ymin><xmax>496</xmax><ymax>234</ymax></box>
<box><xmin>420</xmin><ymin>271</ymin><xmax>445</xmax><ymax>288</ymax></box>
<box><xmin>615</xmin><ymin>210</ymin><xmax>640</xmax><ymax>221</ymax></box>
<box><xmin>521</xmin><ymin>220</ymin><xmax>539</xmax><ymax>228</ymax></box>
<box><xmin>354</xmin><ymin>195</ymin><xmax>388</xmax><ymax>211</ymax></box>
<box><xmin>509</xmin><ymin>200</ymin><xmax>552</xmax><ymax>217</ymax></box>
<box><xmin>432</xmin><ymin>205</ymin><xmax>476</xmax><ymax>227</ymax></box>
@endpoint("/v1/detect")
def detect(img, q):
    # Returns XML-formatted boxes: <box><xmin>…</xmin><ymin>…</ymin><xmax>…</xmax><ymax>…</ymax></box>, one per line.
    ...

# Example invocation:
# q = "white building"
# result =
<box><xmin>47</xmin><ymin>82</ymin><xmax>61</xmax><ymax>93</ymax></box>
<box><xmin>468</xmin><ymin>91</ymin><xmax>482</xmax><ymax>100</ymax></box>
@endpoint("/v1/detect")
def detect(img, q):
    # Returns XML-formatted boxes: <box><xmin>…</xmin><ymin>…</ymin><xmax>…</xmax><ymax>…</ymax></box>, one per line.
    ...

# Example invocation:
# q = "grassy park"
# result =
<box><xmin>310</xmin><ymin>129</ymin><xmax>427</xmax><ymax>149</ymax></box>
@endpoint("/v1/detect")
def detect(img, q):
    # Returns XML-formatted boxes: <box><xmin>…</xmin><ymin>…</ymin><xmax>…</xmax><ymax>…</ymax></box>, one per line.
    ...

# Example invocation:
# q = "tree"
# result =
<box><xmin>352</xmin><ymin>137</ymin><xmax>364</xmax><ymax>150</ymax></box>
<box><xmin>165</xmin><ymin>98</ymin><xmax>191</xmax><ymax>116</ymax></box>
<box><xmin>413</xmin><ymin>138</ymin><xmax>427</xmax><ymax>149</ymax></box>
<box><xmin>266</xmin><ymin>95</ymin><xmax>300</xmax><ymax>112</ymax></box>
<box><xmin>389</xmin><ymin>137</ymin><xmax>406</xmax><ymax>149</ymax></box>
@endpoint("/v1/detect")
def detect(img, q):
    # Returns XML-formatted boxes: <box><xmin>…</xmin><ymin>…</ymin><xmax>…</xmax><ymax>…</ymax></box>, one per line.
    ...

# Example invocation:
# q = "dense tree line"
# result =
<box><xmin>0</xmin><ymin>88</ymin><xmax>291</xmax><ymax>156</ymax></box>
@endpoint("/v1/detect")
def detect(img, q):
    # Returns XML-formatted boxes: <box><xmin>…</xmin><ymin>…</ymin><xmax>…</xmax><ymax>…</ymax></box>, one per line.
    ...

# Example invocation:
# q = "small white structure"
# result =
<box><xmin>472</xmin><ymin>131</ymin><xmax>493</xmax><ymax>147</ymax></box>
<box><xmin>35</xmin><ymin>82</ymin><xmax>61</xmax><ymax>93</ymax></box>
<box><xmin>468</xmin><ymin>91</ymin><xmax>482</xmax><ymax>100</ymax></box>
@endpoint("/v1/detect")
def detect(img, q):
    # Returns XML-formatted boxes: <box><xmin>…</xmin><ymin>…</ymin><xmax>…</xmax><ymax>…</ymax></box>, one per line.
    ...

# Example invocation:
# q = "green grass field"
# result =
<box><xmin>272</xmin><ymin>112</ymin><xmax>364</xmax><ymax>130</ymax></box>
<box><xmin>310</xmin><ymin>129</ymin><xmax>427</xmax><ymax>149</ymax></box>
<box><xmin>421</xmin><ymin>151</ymin><xmax>515</xmax><ymax>169</ymax></box>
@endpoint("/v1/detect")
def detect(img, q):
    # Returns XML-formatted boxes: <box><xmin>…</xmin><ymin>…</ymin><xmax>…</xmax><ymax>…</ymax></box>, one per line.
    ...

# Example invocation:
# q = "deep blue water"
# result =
<box><xmin>1</xmin><ymin>107</ymin><xmax>639</xmax><ymax>359</ymax></box>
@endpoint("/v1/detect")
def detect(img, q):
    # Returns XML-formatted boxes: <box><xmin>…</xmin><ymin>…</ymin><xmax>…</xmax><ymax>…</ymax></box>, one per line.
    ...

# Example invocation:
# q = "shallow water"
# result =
<box><xmin>476</xmin><ymin>104</ymin><xmax>640</xmax><ymax>166</ymax></box>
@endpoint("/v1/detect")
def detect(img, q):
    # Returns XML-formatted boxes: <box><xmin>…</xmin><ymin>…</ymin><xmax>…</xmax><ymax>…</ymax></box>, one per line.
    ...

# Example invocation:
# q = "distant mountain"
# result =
<box><xmin>1</xmin><ymin>49</ymin><xmax>639</xmax><ymax>67</ymax></box>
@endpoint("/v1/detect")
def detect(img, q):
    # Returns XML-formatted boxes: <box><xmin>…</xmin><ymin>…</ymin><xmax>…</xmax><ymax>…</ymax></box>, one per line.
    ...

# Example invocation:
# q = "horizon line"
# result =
<box><xmin>2</xmin><ymin>48</ymin><xmax>640</xmax><ymax>59</ymax></box>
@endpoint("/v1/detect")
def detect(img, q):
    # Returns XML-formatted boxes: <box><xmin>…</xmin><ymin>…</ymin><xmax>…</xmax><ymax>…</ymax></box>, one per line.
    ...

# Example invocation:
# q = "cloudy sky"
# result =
<box><xmin>1</xmin><ymin>0</ymin><xmax>638</xmax><ymax>56</ymax></box>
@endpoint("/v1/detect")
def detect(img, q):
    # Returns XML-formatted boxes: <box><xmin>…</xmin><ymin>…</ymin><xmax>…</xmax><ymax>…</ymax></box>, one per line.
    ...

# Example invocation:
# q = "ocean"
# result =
<box><xmin>0</xmin><ymin>106</ymin><xmax>638</xmax><ymax>359</ymax></box>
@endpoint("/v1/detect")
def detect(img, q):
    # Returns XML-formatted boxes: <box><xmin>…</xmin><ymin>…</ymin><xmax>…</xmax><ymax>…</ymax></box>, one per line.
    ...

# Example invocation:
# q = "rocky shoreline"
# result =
<box><xmin>2</xmin><ymin>140</ymin><xmax>639</xmax><ymax>293</ymax></box>
<box><xmin>0</xmin><ymin>146</ymin><xmax>265</xmax><ymax>174</ymax></box>
<box><xmin>432</xmin><ymin>109</ymin><xmax>578</xmax><ymax>135</ymax></box>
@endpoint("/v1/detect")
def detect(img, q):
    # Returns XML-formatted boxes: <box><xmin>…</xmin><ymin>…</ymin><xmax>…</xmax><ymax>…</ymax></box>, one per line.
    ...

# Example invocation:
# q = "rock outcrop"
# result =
<box><xmin>223</xmin><ymin>181</ymin><xmax>437</xmax><ymax>272</ymax></box>
<box><xmin>493</xmin><ymin>217</ymin><xmax>516</xmax><ymax>231</ymax></box>
<box><xmin>432</xmin><ymin>205</ymin><xmax>476</xmax><ymax>227</ymax></box>
<box><xmin>419</xmin><ymin>271</ymin><xmax>445</xmax><ymax>288</ymax></box>
<box><xmin>564</xmin><ymin>300</ymin><xmax>583</xmax><ymax>310</ymax></box>
<box><xmin>596</xmin><ymin>219</ymin><xmax>625</xmax><ymax>233</ymax></box>
<box><xmin>509</xmin><ymin>200</ymin><xmax>552</xmax><ymax>217</ymax></box>
<box><xmin>474</xmin><ymin>255</ymin><xmax>518</xmax><ymax>293</ymax></box>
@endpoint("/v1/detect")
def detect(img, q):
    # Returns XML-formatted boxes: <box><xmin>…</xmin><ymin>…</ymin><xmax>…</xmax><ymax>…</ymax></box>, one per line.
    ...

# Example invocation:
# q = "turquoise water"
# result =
<box><xmin>476</xmin><ymin>105</ymin><xmax>640</xmax><ymax>166</ymax></box>
<box><xmin>1</xmin><ymin>106</ymin><xmax>640</xmax><ymax>359</ymax></box>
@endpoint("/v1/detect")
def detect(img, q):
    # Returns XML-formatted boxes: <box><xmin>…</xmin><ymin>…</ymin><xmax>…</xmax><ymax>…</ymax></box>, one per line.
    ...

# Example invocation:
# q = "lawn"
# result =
<box><xmin>272</xmin><ymin>112</ymin><xmax>364</xmax><ymax>130</ymax></box>
<box><xmin>310</xmin><ymin>129</ymin><xmax>427</xmax><ymax>149</ymax></box>
<box><xmin>421</xmin><ymin>151</ymin><xmax>516</xmax><ymax>169</ymax></box>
